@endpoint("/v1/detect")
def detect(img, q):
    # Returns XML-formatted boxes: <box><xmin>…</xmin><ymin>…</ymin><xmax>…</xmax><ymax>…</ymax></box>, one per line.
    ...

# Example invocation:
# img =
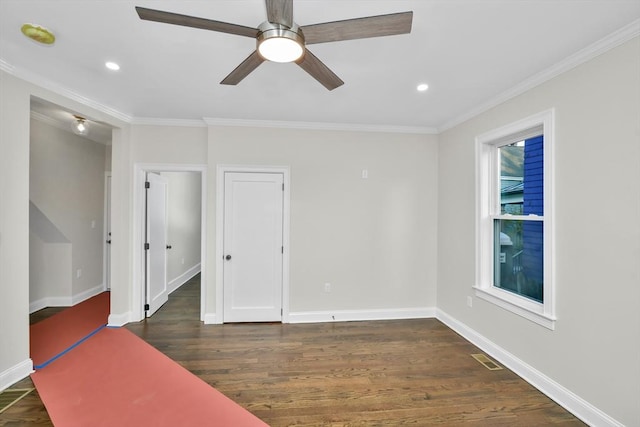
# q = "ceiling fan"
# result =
<box><xmin>135</xmin><ymin>0</ymin><xmax>413</xmax><ymax>90</ymax></box>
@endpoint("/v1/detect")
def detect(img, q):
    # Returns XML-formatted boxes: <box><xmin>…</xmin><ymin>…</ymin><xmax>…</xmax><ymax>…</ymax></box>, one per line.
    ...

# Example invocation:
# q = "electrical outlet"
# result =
<box><xmin>324</xmin><ymin>283</ymin><xmax>331</xmax><ymax>293</ymax></box>
<box><xmin>77</xmin><ymin>269</ymin><xmax>82</xmax><ymax>278</ymax></box>
<box><xmin>467</xmin><ymin>296</ymin><xmax>473</xmax><ymax>307</ymax></box>
<box><xmin>181</xmin><ymin>258</ymin><xmax>185</xmax><ymax>265</ymax></box>
<box><xmin>91</xmin><ymin>220</ymin><xmax>96</xmax><ymax>229</ymax></box>
<box><xmin>361</xmin><ymin>169</ymin><xmax>368</xmax><ymax>179</ymax></box>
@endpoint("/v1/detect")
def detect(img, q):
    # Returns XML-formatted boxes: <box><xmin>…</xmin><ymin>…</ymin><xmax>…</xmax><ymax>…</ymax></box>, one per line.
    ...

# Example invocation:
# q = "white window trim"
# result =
<box><xmin>475</xmin><ymin>109</ymin><xmax>556</xmax><ymax>330</ymax></box>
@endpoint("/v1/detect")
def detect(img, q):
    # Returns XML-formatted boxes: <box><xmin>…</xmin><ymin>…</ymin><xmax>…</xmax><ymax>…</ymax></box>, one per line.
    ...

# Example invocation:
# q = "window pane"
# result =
<box><xmin>494</xmin><ymin>219</ymin><xmax>543</xmax><ymax>302</ymax></box>
<box><xmin>499</xmin><ymin>136</ymin><xmax>543</xmax><ymax>215</ymax></box>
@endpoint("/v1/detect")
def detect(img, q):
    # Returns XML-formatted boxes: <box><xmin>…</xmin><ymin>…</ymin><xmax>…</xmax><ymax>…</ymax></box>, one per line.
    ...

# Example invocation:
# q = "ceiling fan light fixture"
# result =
<box><xmin>259</xmin><ymin>37</ymin><xmax>303</xmax><ymax>62</ymax></box>
<box><xmin>257</xmin><ymin>22</ymin><xmax>304</xmax><ymax>63</ymax></box>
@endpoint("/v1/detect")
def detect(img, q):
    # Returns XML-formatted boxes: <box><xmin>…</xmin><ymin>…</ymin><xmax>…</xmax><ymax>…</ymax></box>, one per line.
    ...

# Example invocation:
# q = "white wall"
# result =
<box><xmin>29</xmin><ymin>118</ymin><xmax>107</xmax><ymax>303</ymax></box>
<box><xmin>0</xmin><ymin>71</ymin><xmax>32</xmax><ymax>389</ymax></box>
<box><xmin>107</xmin><ymin>126</ymin><xmax>132</xmax><ymax>323</ymax></box>
<box><xmin>105</xmin><ymin>145</ymin><xmax>112</xmax><ymax>171</ymax></box>
<box><xmin>29</xmin><ymin>200</ymin><xmax>71</xmax><ymax>305</ymax></box>
<box><xmin>208</xmin><ymin>126</ymin><xmax>439</xmax><ymax>317</ymax></box>
<box><xmin>29</xmin><ymin>235</ymin><xmax>72</xmax><ymax>305</ymax></box>
<box><xmin>162</xmin><ymin>171</ymin><xmax>202</xmax><ymax>292</ymax></box>
<box><xmin>437</xmin><ymin>37</ymin><xmax>640</xmax><ymax>426</ymax></box>
<box><xmin>131</xmin><ymin>125</ymin><xmax>207</xmax><ymax>164</ymax></box>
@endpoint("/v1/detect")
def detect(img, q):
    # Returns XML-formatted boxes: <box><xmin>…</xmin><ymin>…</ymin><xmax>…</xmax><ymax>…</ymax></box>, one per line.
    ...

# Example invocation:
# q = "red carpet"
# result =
<box><xmin>31</xmin><ymin>327</ymin><xmax>268</xmax><ymax>426</ymax></box>
<box><xmin>30</xmin><ymin>292</ymin><xmax>110</xmax><ymax>369</ymax></box>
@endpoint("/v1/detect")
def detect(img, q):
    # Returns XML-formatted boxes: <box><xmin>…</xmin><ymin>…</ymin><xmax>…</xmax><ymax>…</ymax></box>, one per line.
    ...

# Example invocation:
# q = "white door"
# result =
<box><xmin>223</xmin><ymin>172</ymin><xmax>284</xmax><ymax>322</ymax></box>
<box><xmin>146</xmin><ymin>173</ymin><xmax>169</xmax><ymax>316</ymax></box>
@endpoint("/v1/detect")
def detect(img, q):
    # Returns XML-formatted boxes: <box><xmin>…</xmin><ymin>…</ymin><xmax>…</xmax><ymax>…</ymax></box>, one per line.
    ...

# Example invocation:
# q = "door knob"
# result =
<box><xmin>106</xmin><ymin>240</ymin><xmax>111</xmax><ymax>244</ymax></box>
<box><xmin>225</xmin><ymin>254</ymin><xmax>232</xmax><ymax>260</ymax></box>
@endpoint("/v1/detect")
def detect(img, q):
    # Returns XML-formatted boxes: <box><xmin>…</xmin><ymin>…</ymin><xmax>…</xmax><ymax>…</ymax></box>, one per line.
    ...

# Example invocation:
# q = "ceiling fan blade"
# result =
<box><xmin>220</xmin><ymin>51</ymin><xmax>265</xmax><ymax>85</ymax></box>
<box><xmin>265</xmin><ymin>0</ymin><xmax>293</xmax><ymax>28</ymax></box>
<box><xmin>302</xmin><ymin>11</ymin><xmax>413</xmax><ymax>45</ymax></box>
<box><xmin>296</xmin><ymin>49</ymin><xmax>344</xmax><ymax>91</ymax></box>
<box><xmin>135</xmin><ymin>6</ymin><xmax>258</xmax><ymax>38</ymax></box>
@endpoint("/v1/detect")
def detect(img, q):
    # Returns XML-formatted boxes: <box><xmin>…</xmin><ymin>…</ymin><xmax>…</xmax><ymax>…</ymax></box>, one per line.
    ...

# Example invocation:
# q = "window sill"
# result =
<box><xmin>473</xmin><ymin>286</ymin><xmax>556</xmax><ymax>330</ymax></box>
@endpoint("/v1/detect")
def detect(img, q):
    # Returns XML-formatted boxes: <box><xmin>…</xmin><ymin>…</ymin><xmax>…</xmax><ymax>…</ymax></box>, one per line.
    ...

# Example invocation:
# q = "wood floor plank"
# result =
<box><xmin>0</xmin><ymin>378</ymin><xmax>52</xmax><ymax>426</ymax></box>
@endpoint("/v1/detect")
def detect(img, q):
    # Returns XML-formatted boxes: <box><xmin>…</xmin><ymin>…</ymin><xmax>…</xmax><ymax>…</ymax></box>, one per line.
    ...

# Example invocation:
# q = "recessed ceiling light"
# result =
<box><xmin>417</xmin><ymin>83</ymin><xmax>429</xmax><ymax>92</ymax></box>
<box><xmin>105</xmin><ymin>61</ymin><xmax>120</xmax><ymax>71</ymax></box>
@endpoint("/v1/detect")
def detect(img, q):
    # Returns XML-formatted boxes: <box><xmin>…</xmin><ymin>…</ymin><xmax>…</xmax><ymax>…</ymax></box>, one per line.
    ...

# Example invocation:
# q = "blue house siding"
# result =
<box><xmin>523</xmin><ymin>136</ymin><xmax>544</xmax><ymax>216</ymax></box>
<box><xmin>522</xmin><ymin>135</ymin><xmax>544</xmax><ymax>300</ymax></box>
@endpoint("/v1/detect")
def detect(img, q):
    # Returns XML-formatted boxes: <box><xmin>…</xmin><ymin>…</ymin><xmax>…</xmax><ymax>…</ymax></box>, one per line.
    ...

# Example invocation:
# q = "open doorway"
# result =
<box><xmin>134</xmin><ymin>164</ymin><xmax>207</xmax><ymax>322</ymax></box>
<box><xmin>28</xmin><ymin>97</ymin><xmax>113</xmax><ymax>315</ymax></box>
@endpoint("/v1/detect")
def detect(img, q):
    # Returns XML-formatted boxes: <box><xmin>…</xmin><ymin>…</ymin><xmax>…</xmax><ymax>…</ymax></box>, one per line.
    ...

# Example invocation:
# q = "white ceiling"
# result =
<box><xmin>1</xmin><ymin>0</ymin><xmax>639</xmax><ymax>139</ymax></box>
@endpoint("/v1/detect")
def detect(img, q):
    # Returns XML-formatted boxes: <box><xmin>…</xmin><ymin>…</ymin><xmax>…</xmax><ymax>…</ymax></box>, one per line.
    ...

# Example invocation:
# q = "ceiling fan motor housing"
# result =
<box><xmin>257</xmin><ymin>21</ymin><xmax>305</xmax><ymax>62</ymax></box>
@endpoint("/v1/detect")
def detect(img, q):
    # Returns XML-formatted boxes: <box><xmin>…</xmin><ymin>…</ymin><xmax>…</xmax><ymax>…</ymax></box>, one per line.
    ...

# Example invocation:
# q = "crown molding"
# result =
<box><xmin>30</xmin><ymin>111</ymin><xmax>61</xmax><ymax>128</ymax></box>
<box><xmin>438</xmin><ymin>18</ymin><xmax>640</xmax><ymax>133</ymax></box>
<box><xmin>0</xmin><ymin>58</ymin><xmax>15</xmax><ymax>73</ymax></box>
<box><xmin>130</xmin><ymin>117</ymin><xmax>207</xmax><ymax>127</ymax></box>
<box><xmin>203</xmin><ymin>117</ymin><xmax>438</xmax><ymax>135</ymax></box>
<box><xmin>0</xmin><ymin>57</ymin><xmax>131</xmax><ymax>124</ymax></box>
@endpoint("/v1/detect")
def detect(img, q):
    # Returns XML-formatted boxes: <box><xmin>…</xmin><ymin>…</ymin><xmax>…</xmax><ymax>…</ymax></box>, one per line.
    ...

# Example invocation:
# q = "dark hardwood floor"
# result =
<box><xmin>29</xmin><ymin>307</ymin><xmax>67</xmax><ymax>325</ymax></box>
<box><xmin>1</xmin><ymin>275</ymin><xmax>585</xmax><ymax>426</ymax></box>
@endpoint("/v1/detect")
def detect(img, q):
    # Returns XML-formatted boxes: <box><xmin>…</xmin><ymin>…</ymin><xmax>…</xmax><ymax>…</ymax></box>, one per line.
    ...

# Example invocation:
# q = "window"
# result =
<box><xmin>475</xmin><ymin>110</ymin><xmax>555</xmax><ymax>329</ymax></box>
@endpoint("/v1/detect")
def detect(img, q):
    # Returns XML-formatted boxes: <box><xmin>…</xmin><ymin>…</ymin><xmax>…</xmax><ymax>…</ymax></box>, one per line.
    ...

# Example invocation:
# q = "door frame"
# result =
<box><xmin>215</xmin><ymin>165</ymin><xmax>290</xmax><ymax>324</ymax></box>
<box><xmin>103</xmin><ymin>172</ymin><xmax>112</xmax><ymax>291</ymax></box>
<box><xmin>133</xmin><ymin>163</ymin><xmax>207</xmax><ymax>322</ymax></box>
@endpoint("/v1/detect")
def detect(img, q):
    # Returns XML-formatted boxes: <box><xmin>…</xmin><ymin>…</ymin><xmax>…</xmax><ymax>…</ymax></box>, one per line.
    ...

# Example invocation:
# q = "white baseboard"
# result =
<box><xmin>205</xmin><ymin>307</ymin><xmax>435</xmax><ymax>325</ymax></box>
<box><xmin>71</xmin><ymin>284</ymin><xmax>105</xmax><ymax>305</ymax></box>
<box><xmin>0</xmin><ymin>359</ymin><xmax>33</xmax><ymax>392</ymax></box>
<box><xmin>168</xmin><ymin>263</ymin><xmax>201</xmax><ymax>295</ymax></box>
<box><xmin>203</xmin><ymin>313</ymin><xmax>218</xmax><ymax>324</ymax></box>
<box><xmin>435</xmin><ymin>309</ymin><xmax>624</xmax><ymax>427</ymax></box>
<box><xmin>288</xmin><ymin>307</ymin><xmax>436</xmax><ymax>324</ymax></box>
<box><xmin>108</xmin><ymin>311</ymin><xmax>133</xmax><ymax>327</ymax></box>
<box><xmin>29</xmin><ymin>283</ymin><xmax>105</xmax><ymax>313</ymax></box>
<box><xmin>29</xmin><ymin>296</ymin><xmax>71</xmax><ymax>313</ymax></box>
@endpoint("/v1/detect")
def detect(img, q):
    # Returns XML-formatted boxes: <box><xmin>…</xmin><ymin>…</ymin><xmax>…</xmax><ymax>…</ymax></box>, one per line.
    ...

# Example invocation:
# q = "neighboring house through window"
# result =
<box><xmin>475</xmin><ymin>110</ymin><xmax>555</xmax><ymax>329</ymax></box>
